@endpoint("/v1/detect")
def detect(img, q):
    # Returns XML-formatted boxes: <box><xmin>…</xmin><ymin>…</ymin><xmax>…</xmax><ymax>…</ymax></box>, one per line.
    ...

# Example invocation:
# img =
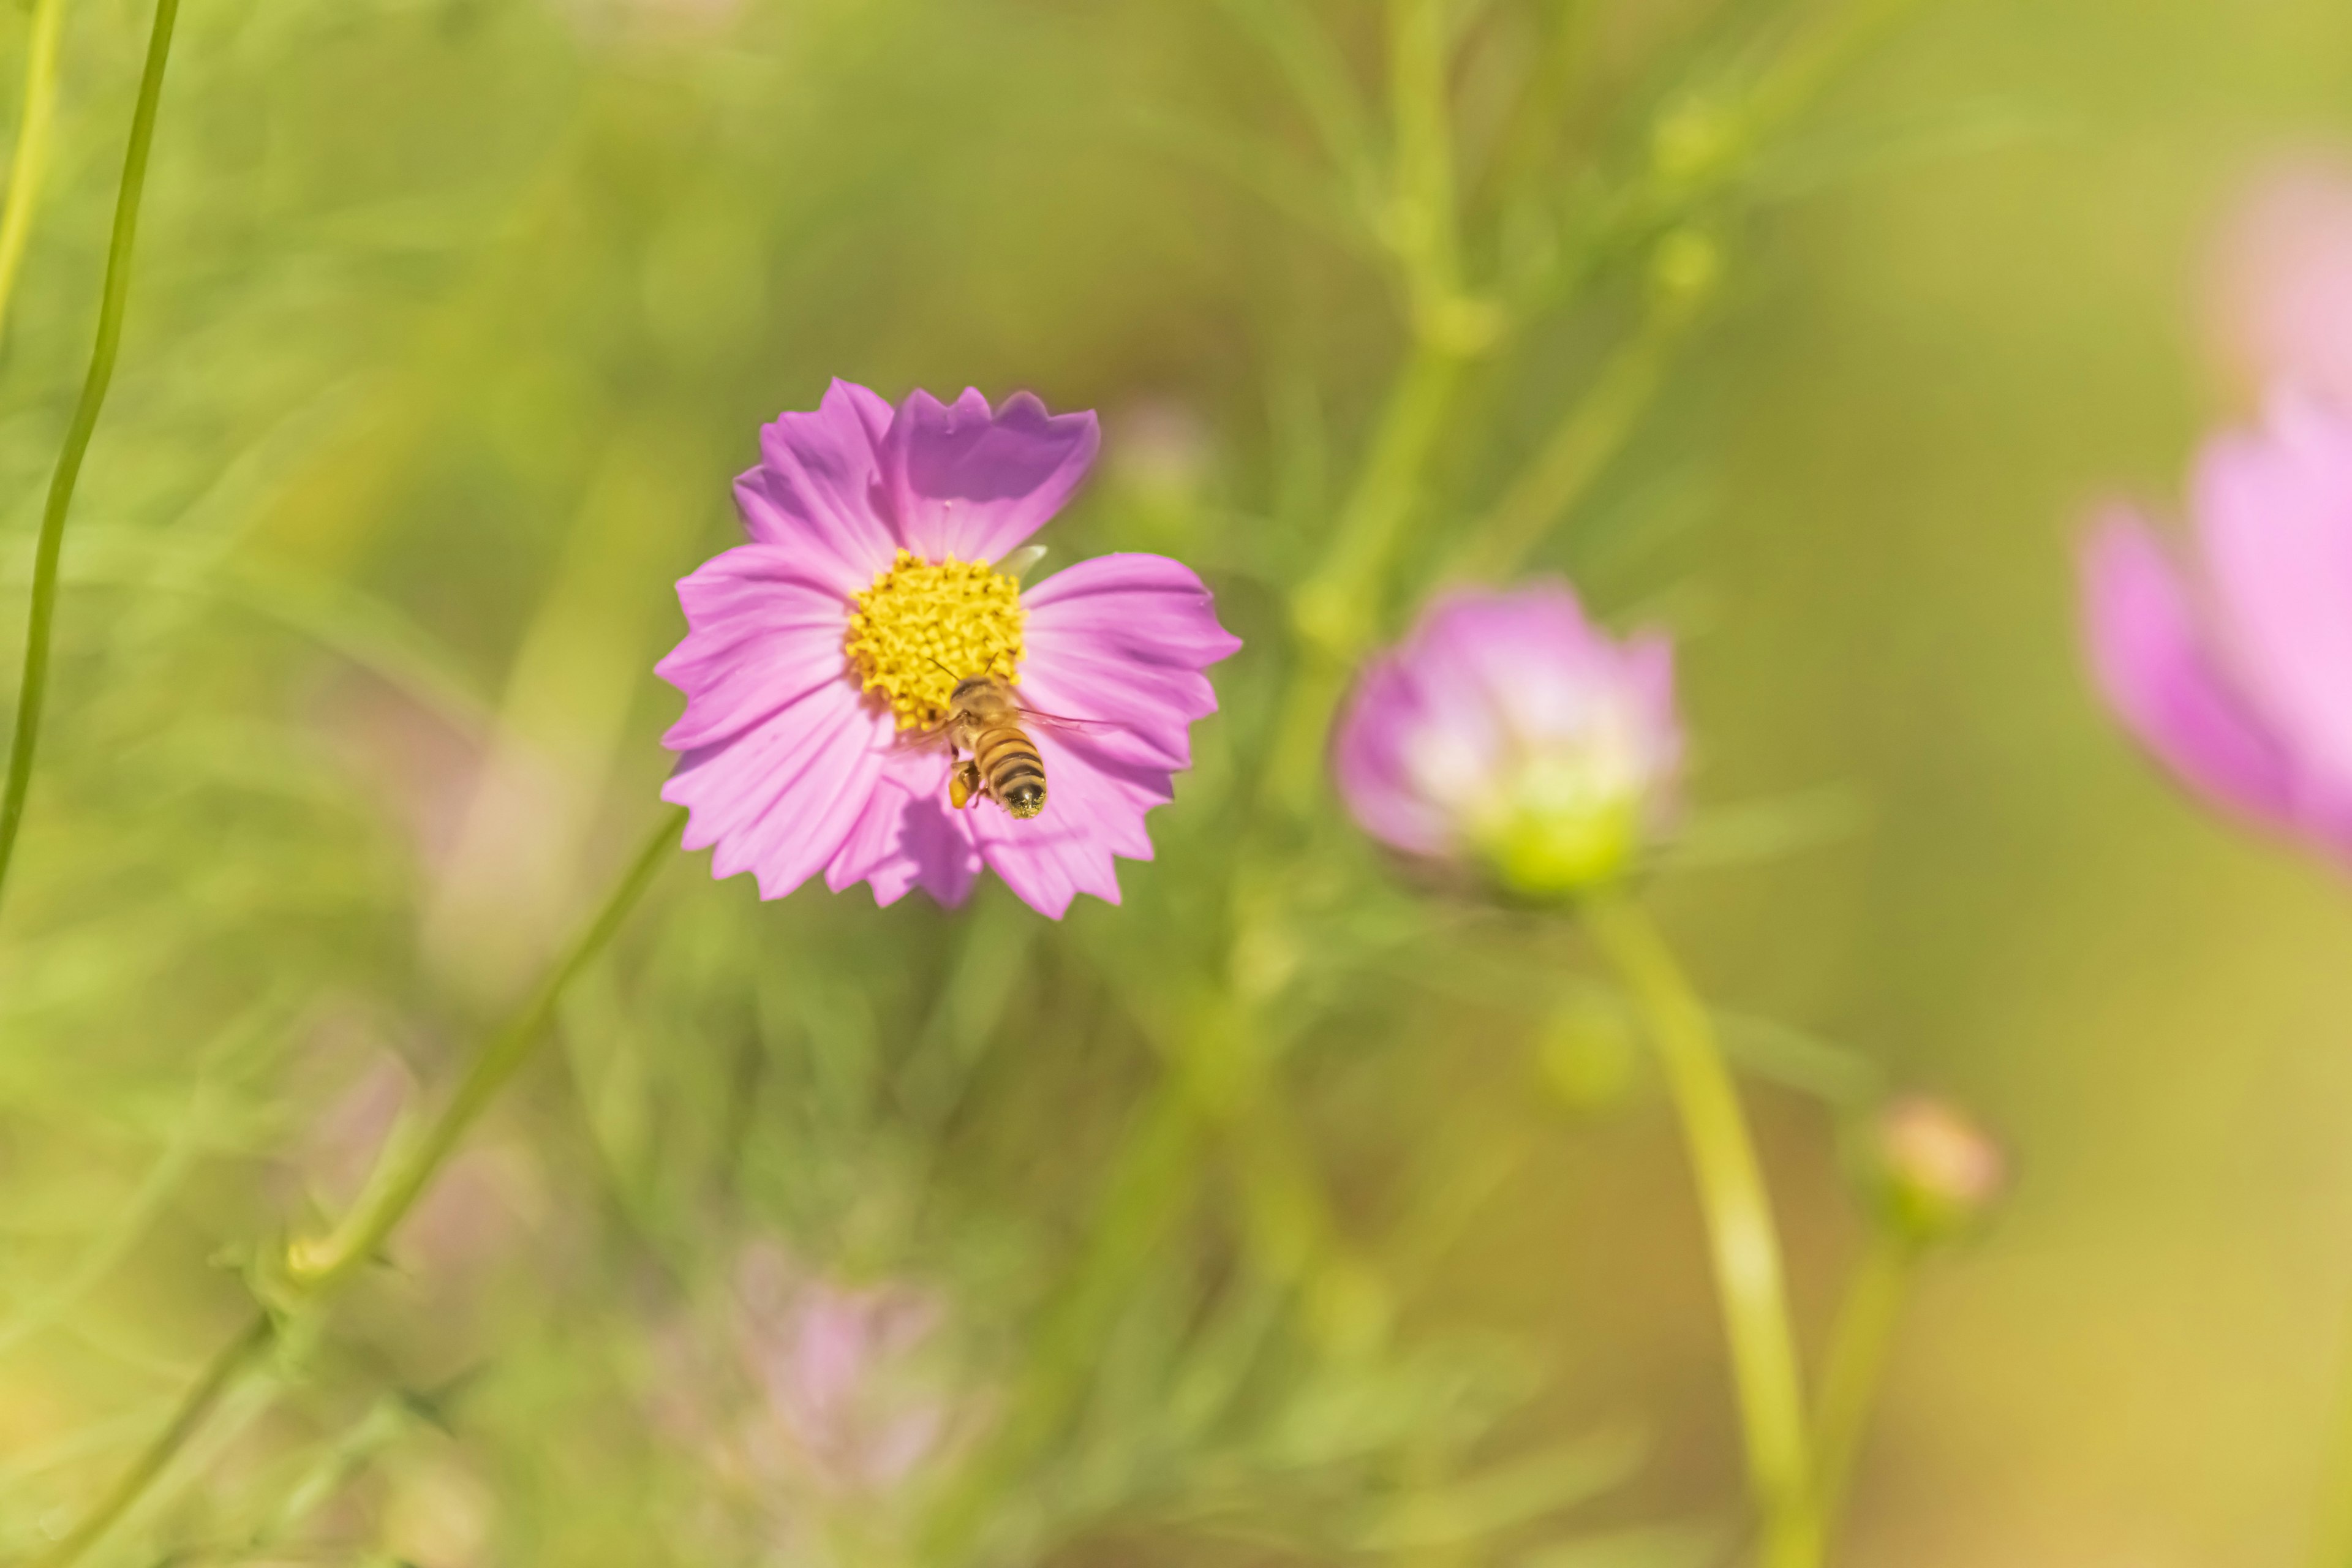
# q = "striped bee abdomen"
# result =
<box><xmin>974</xmin><ymin>724</ymin><xmax>1047</xmax><ymax>819</ymax></box>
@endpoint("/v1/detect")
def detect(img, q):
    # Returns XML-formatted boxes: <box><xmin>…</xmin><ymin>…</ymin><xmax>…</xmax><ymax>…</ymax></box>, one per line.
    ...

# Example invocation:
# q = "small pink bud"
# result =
<box><xmin>1865</xmin><ymin>1095</ymin><xmax>2007</xmax><ymax>1243</ymax></box>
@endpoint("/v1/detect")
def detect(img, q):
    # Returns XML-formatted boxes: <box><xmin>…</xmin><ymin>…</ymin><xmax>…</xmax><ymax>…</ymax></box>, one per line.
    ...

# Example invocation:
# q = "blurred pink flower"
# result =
<box><xmin>2081</xmin><ymin>393</ymin><xmax>2352</xmax><ymax>865</ymax></box>
<box><xmin>1332</xmin><ymin>582</ymin><xmax>1681</xmax><ymax>897</ymax></box>
<box><xmin>658</xmin><ymin>379</ymin><xmax>1240</xmax><ymax>919</ymax></box>
<box><xmin>2209</xmin><ymin>154</ymin><xmax>2352</xmax><ymax>410</ymax></box>
<box><xmin>729</xmin><ymin>1244</ymin><xmax>951</xmax><ymax>1494</ymax></box>
<box><xmin>646</xmin><ymin>1240</ymin><xmax>974</xmax><ymax>1564</ymax></box>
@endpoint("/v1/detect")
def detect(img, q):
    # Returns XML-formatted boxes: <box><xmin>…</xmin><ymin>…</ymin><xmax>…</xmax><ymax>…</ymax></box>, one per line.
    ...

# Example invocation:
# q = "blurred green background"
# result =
<box><xmin>0</xmin><ymin>0</ymin><xmax>2348</xmax><ymax>1563</ymax></box>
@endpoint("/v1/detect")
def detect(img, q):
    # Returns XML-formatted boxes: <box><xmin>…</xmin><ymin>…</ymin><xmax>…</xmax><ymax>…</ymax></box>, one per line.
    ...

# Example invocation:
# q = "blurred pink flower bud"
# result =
<box><xmin>1867</xmin><ymin>1096</ymin><xmax>2007</xmax><ymax>1243</ymax></box>
<box><xmin>2209</xmin><ymin>154</ymin><xmax>2352</xmax><ymax>412</ymax></box>
<box><xmin>2079</xmin><ymin>392</ymin><xmax>2352</xmax><ymax>868</ymax></box>
<box><xmin>1332</xmin><ymin>582</ymin><xmax>1682</xmax><ymax>898</ymax></box>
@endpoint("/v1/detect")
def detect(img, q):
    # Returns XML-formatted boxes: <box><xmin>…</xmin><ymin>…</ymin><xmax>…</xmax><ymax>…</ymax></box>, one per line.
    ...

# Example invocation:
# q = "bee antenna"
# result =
<box><xmin>927</xmin><ymin>655</ymin><xmax>962</xmax><ymax>680</ymax></box>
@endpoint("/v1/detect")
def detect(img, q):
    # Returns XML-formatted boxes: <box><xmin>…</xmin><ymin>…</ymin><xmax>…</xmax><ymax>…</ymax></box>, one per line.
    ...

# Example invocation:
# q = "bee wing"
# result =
<box><xmin>894</xmin><ymin>717</ymin><xmax>957</xmax><ymax>752</ymax></box>
<box><xmin>1011</xmin><ymin>701</ymin><xmax>1126</xmax><ymax>736</ymax></box>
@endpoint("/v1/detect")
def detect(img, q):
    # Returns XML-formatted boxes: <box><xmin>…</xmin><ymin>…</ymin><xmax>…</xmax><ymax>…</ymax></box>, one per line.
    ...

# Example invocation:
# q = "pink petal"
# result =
<box><xmin>1332</xmin><ymin>655</ymin><xmax>1458</xmax><ymax>857</ymax></box>
<box><xmin>662</xmin><ymin>680</ymin><xmax>893</xmax><ymax>900</ymax></box>
<box><xmin>2192</xmin><ymin>393</ymin><xmax>2352</xmax><ymax>783</ymax></box>
<box><xmin>2082</xmin><ymin>511</ymin><xmax>2299</xmax><ymax>827</ymax></box>
<box><xmin>823</xmin><ymin>746</ymin><xmax>984</xmax><ymax>908</ymax></box>
<box><xmin>1411</xmin><ymin>582</ymin><xmax>1616</xmax><ymax>742</ymax></box>
<box><xmin>967</xmin><ymin>728</ymin><xmax>1166</xmax><ymax>918</ymax></box>
<box><xmin>657</xmin><ymin>545</ymin><xmax>857</xmax><ymax>751</ymax></box>
<box><xmin>1020</xmin><ymin>552</ymin><xmax>1242</xmax><ymax>767</ymax></box>
<box><xmin>1022</xmin><ymin>553</ymin><xmax>1243</xmax><ymax>667</ymax></box>
<box><xmin>735</xmin><ymin>379</ymin><xmax>899</xmax><ymax>594</ymax></box>
<box><xmin>881</xmin><ymin>389</ymin><xmax>1099</xmax><ymax>565</ymax></box>
<box><xmin>1620</xmin><ymin>633</ymin><xmax>1680</xmax><ymax>747</ymax></box>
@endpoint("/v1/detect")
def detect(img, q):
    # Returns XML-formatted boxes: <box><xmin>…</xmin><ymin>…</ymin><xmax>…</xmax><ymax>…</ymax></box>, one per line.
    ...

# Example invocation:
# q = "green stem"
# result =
<box><xmin>1274</xmin><ymin>342</ymin><xmax>1465</xmax><ymax>812</ymax></box>
<box><xmin>38</xmin><ymin>809</ymin><xmax>682</xmax><ymax>1566</ymax></box>
<box><xmin>1582</xmin><ymin>892</ymin><xmax>1815</xmax><ymax>1568</ymax></box>
<box><xmin>1447</xmin><ymin>314</ymin><xmax>1683</xmax><ymax>584</ymax></box>
<box><xmin>1272</xmin><ymin>0</ymin><xmax>1488</xmax><ymax>813</ymax></box>
<box><xmin>1810</xmin><ymin>1229</ymin><xmax>1918</xmax><ymax>1559</ymax></box>
<box><xmin>288</xmin><ymin>804</ymin><xmax>684</xmax><ymax>1290</ymax></box>
<box><xmin>0</xmin><ymin>0</ymin><xmax>179</xmax><ymax>913</ymax></box>
<box><xmin>33</xmin><ymin>1310</ymin><xmax>276</xmax><ymax>1568</ymax></box>
<box><xmin>1385</xmin><ymin>0</ymin><xmax>1461</xmax><ymax>311</ymax></box>
<box><xmin>0</xmin><ymin>0</ymin><xmax>67</xmax><ymax>341</ymax></box>
<box><xmin>1287</xmin><ymin>326</ymin><xmax>1466</xmax><ymax>658</ymax></box>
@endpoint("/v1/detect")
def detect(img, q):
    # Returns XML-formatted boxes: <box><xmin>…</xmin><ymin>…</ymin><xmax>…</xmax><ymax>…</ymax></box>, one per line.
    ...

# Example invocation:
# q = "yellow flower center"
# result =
<box><xmin>844</xmin><ymin>549</ymin><xmax>1026</xmax><ymax>729</ymax></box>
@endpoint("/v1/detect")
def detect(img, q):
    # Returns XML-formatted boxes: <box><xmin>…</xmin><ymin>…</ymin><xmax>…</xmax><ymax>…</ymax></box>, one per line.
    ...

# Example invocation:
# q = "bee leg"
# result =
<box><xmin>949</xmin><ymin>758</ymin><xmax>982</xmax><ymax>811</ymax></box>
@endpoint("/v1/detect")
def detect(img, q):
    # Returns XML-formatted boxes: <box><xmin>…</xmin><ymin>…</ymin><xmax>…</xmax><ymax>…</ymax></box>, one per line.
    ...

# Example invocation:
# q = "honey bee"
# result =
<box><xmin>940</xmin><ymin>674</ymin><xmax>1053</xmax><ymax>820</ymax></box>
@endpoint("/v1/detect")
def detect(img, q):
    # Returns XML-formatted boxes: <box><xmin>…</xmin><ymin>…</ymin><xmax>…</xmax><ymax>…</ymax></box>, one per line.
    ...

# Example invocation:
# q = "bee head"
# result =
<box><xmin>950</xmin><ymin>674</ymin><xmax>995</xmax><ymax>704</ymax></box>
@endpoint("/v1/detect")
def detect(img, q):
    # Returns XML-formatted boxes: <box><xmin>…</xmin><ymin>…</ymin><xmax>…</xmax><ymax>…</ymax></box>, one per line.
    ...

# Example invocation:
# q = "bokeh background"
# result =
<box><xmin>0</xmin><ymin>0</ymin><xmax>2348</xmax><ymax>1564</ymax></box>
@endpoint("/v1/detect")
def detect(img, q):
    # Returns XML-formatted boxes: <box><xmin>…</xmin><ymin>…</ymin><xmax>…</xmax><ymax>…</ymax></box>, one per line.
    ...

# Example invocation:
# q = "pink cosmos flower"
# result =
<box><xmin>658</xmin><ymin>380</ymin><xmax>1241</xmax><ymax>919</ymax></box>
<box><xmin>2081</xmin><ymin>393</ymin><xmax>2352</xmax><ymax>867</ymax></box>
<box><xmin>1332</xmin><ymin>582</ymin><xmax>1681</xmax><ymax>897</ymax></box>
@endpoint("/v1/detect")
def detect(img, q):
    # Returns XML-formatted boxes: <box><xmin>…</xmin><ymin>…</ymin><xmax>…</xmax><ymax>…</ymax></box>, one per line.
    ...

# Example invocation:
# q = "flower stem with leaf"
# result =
<box><xmin>35</xmin><ymin>807</ymin><xmax>684</xmax><ymax>1568</ymax></box>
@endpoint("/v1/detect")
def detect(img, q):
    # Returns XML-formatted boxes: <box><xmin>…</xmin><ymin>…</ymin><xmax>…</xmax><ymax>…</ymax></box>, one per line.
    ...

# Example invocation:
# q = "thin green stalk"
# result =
<box><xmin>1275</xmin><ymin>342</ymin><xmax>1466</xmax><ymax>813</ymax></box>
<box><xmin>33</xmin><ymin>1310</ymin><xmax>276</xmax><ymax>1568</ymax></box>
<box><xmin>0</xmin><ymin>0</ymin><xmax>67</xmax><ymax>339</ymax></box>
<box><xmin>1447</xmin><ymin>314</ymin><xmax>1684</xmax><ymax>584</ymax></box>
<box><xmin>288</xmin><ymin>804</ymin><xmax>684</xmax><ymax>1290</ymax></box>
<box><xmin>0</xmin><ymin>0</ymin><xmax>180</xmax><ymax>913</ymax></box>
<box><xmin>1289</xmin><ymin>341</ymin><xmax>1466</xmax><ymax>661</ymax></box>
<box><xmin>1810</xmin><ymin>1230</ymin><xmax>1918</xmax><ymax>1559</ymax></box>
<box><xmin>38</xmin><ymin>809</ymin><xmax>683</xmax><ymax>1566</ymax></box>
<box><xmin>1385</xmin><ymin>0</ymin><xmax>1461</xmax><ymax>311</ymax></box>
<box><xmin>1273</xmin><ymin>0</ymin><xmax>1490</xmax><ymax>812</ymax></box>
<box><xmin>1582</xmin><ymin>892</ymin><xmax>1816</xmax><ymax>1568</ymax></box>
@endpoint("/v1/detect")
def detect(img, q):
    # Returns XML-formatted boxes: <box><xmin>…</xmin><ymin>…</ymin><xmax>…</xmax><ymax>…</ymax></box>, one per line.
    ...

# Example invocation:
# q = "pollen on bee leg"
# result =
<box><xmin>844</xmin><ymin>549</ymin><xmax>1027</xmax><ymax>729</ymax></box>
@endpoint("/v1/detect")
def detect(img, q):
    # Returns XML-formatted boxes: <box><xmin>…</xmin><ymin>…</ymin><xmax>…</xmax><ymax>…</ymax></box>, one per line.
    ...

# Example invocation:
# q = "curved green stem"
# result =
<box><xmin>0</xmin><ymin>0</ymin><xmax>67</xmax><ymax>341</ymax></box>
<box><xmin>1810</xmin><ymin>1230</ymin><xmax>1918</xmax><ymax>1559</ymax></box>
<box><xmin>0</xmin><ymin>0</ymin><xmax>180</xmax><ymax>914</ymax></box>
<box><xmin>288</xmin><ymin>804</ymin><xmax>684</xmax><ymax>1290</ymax></box>
<box><xmin>1583</xmin><ymin>892</ymin><xmax>1816</xmax><ymax>1568</ymax></box>
<box><xmin>33</xmin><ymin>1310</ymin><xmax>275</xmax><ymax>1568</ymax></box>
<box><xmin>37</xmin><ymin>808</ymin><xmax>683</xmax><ymax>1566</ymax></box>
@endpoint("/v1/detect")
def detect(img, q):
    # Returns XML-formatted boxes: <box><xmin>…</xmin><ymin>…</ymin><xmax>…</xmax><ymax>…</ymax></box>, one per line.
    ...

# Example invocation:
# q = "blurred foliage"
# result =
<box><xmin>2</xmin><ymin>0</ymin><xmax>2349</xmax><ymax>1564</ymax></box>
